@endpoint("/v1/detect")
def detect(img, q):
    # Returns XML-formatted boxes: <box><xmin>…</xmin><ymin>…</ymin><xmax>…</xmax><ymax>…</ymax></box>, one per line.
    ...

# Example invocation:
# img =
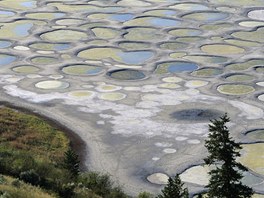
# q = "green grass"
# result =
<box><xmin>0</xmin><ymin>107</ymin><xmax>131</xmax><ymax>198</ymax></box>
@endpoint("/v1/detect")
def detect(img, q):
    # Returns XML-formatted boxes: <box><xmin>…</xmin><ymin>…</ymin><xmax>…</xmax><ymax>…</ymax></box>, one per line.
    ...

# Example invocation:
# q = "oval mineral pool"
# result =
<box><xmin>239</xmin><ymin>21</ymin><xmax>264</xmax><ymax>28</ymax></box>
<box><xmin>25</xmin><ymin>12</ymin><xmax>65</xmax><ymax>20</ymax></box>
<box><xmin>226</xmin><ymin>59</ymin><xmax>264</xmax><ymax>71</ymax></box>
<box><xmin>180</xmin><ymin>165</ymin><xmax>209</xmax><ymax>186</ymax></box>
<box><xmin>201</xmin><ymin>44</ymin><xmax>245</xmax><ymax>55</ymax></box>
<box><xmin>155</xmin><ymin>61</ymin><xmax>198</xmax><ymax>74</ymax></box>
<box><xmin>246</xmin><ymin>129</ymin><xmax>264</xmax><ymax>142</ymax></box>
<box><xmin>240</xmin><ymin>144</ymin><xmax>264</xmax><ymax>175</ymax></box>
<box><xmin>124</xmin><ymin>17</ymin><xmax>181</xmax><ymax>27</ymax></box>
<box><xmin>144</xmin><ymin>9</ymin><xmax>177</xmax><ymax>17</ymax></box>
<box><xmin>92</xmin><ymin>27</ymin><xmax>119</xmax><ymax>39</ymax></box>
<box><xmin>62</xmin><ymin>65</ymin><xmax>104</xmax><ymax>76</ymax></box>
<box><xmin>256</xmin><ymin>67</ymin><xmax>264</xmax><ymax>73</ymax></box>
<box><xmin>68</xmin><ymin>90</ymin><xmax>95</xmax><ymax>98</ymax></box>
<box><xmin>98</xmin><ymin>92</ymin><xmax>126</xmax><ymax>101</ymax></box>
<box><xmin>12</xmin><ymin>65</ymin><xmax>40</xmax><ymax>73</ymax></box>
<box><xmin>0</xmin><ymin>40</ymin><xmax>12</xmax><ymax>48</ymax></box>
<box><xmin>110</xmin><ymin>13</ymin><xmax>134</xmax><ymax>22</ymax></box>
<box><xmin>0</xmin><ymin>54</ymin><xmax>16</xmax><ymax>66</ymax></box>
<box><xmin>30</xmin><ymin>56</ymin><xmax>58</xmax><ymax>65</ymax></box>
<box><xmin>169</xmin><ymin>28</ymin><xmax>202</xmax><ymax>37</ymax></box>
<box><xmin>40</xmin><ymin>29</ymin><xmax>88</xmax><ymax>42</ymax></box>
<box><xmin>182</xmin><ymin>11</ymin><xmax>229</xmax><ymax>22</ymax></box>
<box><xmin>55</xmin><ymin>19</ymin><xmax>84</xmax><ymax>26</ymax></box>
<box><xmin>217</xmin><ymin>84</ymin><xmax>255</xmax><ymax>95</ymax></box>
<box><xmin>147</xmin><ymin>173</ymin><xmax>169</xmax><ymax>185</ymax></box>
<box><xmin>107</xmin><ymin>69</ymin><xmax>146</xmax><ymax>80</ymax></box>
<box><xmin>35</xmin><ymin>80</ymin><xmax>69</xmax><ymax>90</ymax></box>
<box><xmin>224</xmin><ymin>39</ymin><xmax>261</xmax><ymax>47</ymax></box>
<box><xmin>124</xmin><ymin>27</ymin><xmax>164</xmax><ymax>41</ymax></box>
<box><xmin>258</xmin><ymin>94</ymin><xmax>264</xmax><ymax>102</ymax></box>
<box><xmin>159</xmin><ymin>42</ymin><xmax>188</xmax><ymax>50</ymax></box>
<box><xmin>248</xmin><ymin>9</ymin><xmax>264</xmax><ymax>21</ymax></box>
<box><xmin>191</xmin><ymin>68</ymin><xmax>223</xmax><ymax>77</ymax></box>
<box><xmin>184</xmin><ymin>55</ymin><xmax>228</xmax><ymax>64</ymax></box>
<box><xmin>171</xmin><ymin>109</ymin><xmax>223</xmax><ymax>121</ymax></box>
<box><xmin>225</xmin><ymin>74</ymin><xmax>254</xmax><ymax>82</ymax></box>
<box><xmin>78</xmin><ymin>47</ymin><xmax>153</xmax><ymax>65</ymax></box>
<box><xmin>30</xmin><ymin>42</ymin><xmax>71</xmax><ymax>51</ymax></box>
<box><xmin>0</xmin><ymin>10</ymin><xmax>15</xmax><ymax>17</ymax></box>
<box><xmin>118</xmin><ymin>41</ymin><xmax>151</xmax><ymax>50</ymax></box>
<box><xmin>170</xmin><ymin>3</ymin><xmax>209</xmax><ymax>11</ymax></box>
<box><xmin>232</xmin><ymin>28</ymin><xmax>264</xmax><ymax>43</ymax></box>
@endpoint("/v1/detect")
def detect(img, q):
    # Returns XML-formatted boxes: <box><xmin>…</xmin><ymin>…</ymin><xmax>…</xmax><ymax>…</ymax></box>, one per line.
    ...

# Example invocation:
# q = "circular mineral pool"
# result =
<box><xmin>184</xmin><ymin>55</ymin><xmax>228</xmax><ymax>64</ymax></box>
<box><xmin>30</xmin><ymin>42</ymin><xmax>71</xmax><ymax>51</ymax></box>
<box><xmin>35</xmin><ymin>80</ymin><xmax>69</xmax><ymax>90</ymax></box>
<box><xmin>159</xmin><ymin>42</ymin><xmax>188</xmax><ymax>50</ymax></box>
<box><xmin>171</xmin><ymin>109</ymin><xmax>223</xmax><ymax>121</ymax></box>
<box><xmin>217</xmin><ymin>84</ymin><xmax>255</xmax><ymax>95</ymax></box>
<box><xmin>164</xmin><ymin>79</ymin><xmax>180</xmax><ymax>87</ymax></box>
<box><xmin>246</xmin><ymin>129</ymin><xmax>264</xmax><ymax>142</ymax></box>
<box><xmin>232</xmin><ymin>28</ymin><xmax>264</xmax><ymax>43</ymax></box>
<box><xmin>124</xmin><ymin>27</ymin><xmax>164</xmax><ymax>41</ymax></box>
<box><xmin>96</xmin><ymin>84</ymin><xmax>122</xmax><ymax>92</ymax></box>
<box><xmin>182</xmin><ymin>11</ymin><xmax>229</xmax><ymax>22</ymax></box>
<box><xmin>0</xmin><ymin>54</ymin><xmax>16</xmax><ymax>66</ymax></box>
<box><xmin>185</xmin><ymin>80</ymin><xmax>208</xmax><ymax>88</ymax></box>
<box><xmin>147</xmin><ymin>173</ymin><xmax>169</xmax><ymax>185</ymax></box>
<box><xmin>118</xmin><ymin>41</ymin><xmax>151</xmax><ymax>50</ymax></box>
<box><xmin>25</xmin><ymin>12</ymin><xmax>65</xmax><ymax>20</ymax></box>
<box><xmin>155</xmin><ymin>61</ymin><xmax>198</xmax><ymax>74</ymax></box>
<box><xmin>248</xmin><ymin>10</ymin><xmax>264</xmax><ymax>21</ymax></box>
<box><xmin>107</xmin><ymin>69</ymin><xmax>146</xmax><ymax>80</ymax></box>
<box><xmin>256</xmin><ymin>82</ymin><xmax>264</xmax><ymax>87</ymax></box>
<box><xmin>191</xmin><ymin>68</ymin><xmax>223</xmax><ymax>77</ymax></box>
<box><xmin>55</xmin><ymin>19</ymin><xmax>84</xmax><ymax>26</ymax></box>
<box><xmin>62</xmin><ymin>65</ymin><xmax>104</xmax><ymax>76</ymax></box>
<box><xmin>258</xmin><ymin>94</ymin><xmax>264</xmax><ymax>102</ymax></box>
<box><xmin>40</xmin><ymin>29</ymin><xmax>88</xmax><ymax>42</ymax></box>
<box><xmin>226</xmin><ymin>59</ymin><xmax>264</xmax><ymax>71</ymax></box>
<box><xmin>98</xmin><ymin>92</ymin><xmax>126</xmax><ymax>101</ymax></box>
<box><xmin>201</xmin><ymin>44</ymin><xmax>245</xmax><ymax>55</ymax></box>
<box><xmin>225</xmin><ymin>74</ymin><xmax>254</xmax><ymax>82</ymax></box>
<box><xmin>170</xmin><ymin>3</ymin><xmax>209</xmax><ymax>11</ymax></box>
<box><xmin>180</xmin><ymin>165</ymin><xmax>209</xmax><ymax>186</ymax></box>
<box><xmin>68</xmin><ymin>90</ymin><xmax>95</xmax><ymax>98</ymax></box>
<box><xmin>239</xmin><ymin>21</ymin><xmax>264</xmax><ymax>28</ymax></box>
<box><xmin>0</xmin><ymin>10</ymin><xmax>16</xmax><ymax>17</ymax></box>
<box><xmin>240</xmin><ymin>143</ymin><xmax>264</xmax><ymax>175</ymax></box>
<box><xmin>78</xmin><ymin>47</ymin><xmax>153</xmax><ymax>65</ymax></box>
<box><xmin>158</xmin><ymin>83</ymin><xmax>180</xmax><ymax>89</ymax></box>
<box><xmin>224</xmin><ymin>39</ymin><xmax>261</xmax><ymax>47</ymax></box>
<box><xmin>0</xmin><ymin>40</ymin><xmax>12</xmax><ymax>48</ymax></box>
<box><xmin>92</xmin><ymin>27</ymin><xmax>119</xmax><ymax>39</ymax></box>
<box><xmin>12</xmin><ymin>65</ymin><xmax>40</xmax><ymax>73</ymax></box>
<box><xmin>124</xmin><ymin>16</ymin><xmax>181</xmax><ymax>27</ymax></box>
<box><xmin>168</xmin><ymin>28</ymin><xmax>202</xmax><ymax>37</ymax></box>
<box><xmin>30</xmin><ymin>56</ymin><xmax>58</xmax><ymax>65</ymax></box>
<box><xmin>255</xmin><ymin>67</ymin><xmax>264</xmax><ymax>73</ymax></box>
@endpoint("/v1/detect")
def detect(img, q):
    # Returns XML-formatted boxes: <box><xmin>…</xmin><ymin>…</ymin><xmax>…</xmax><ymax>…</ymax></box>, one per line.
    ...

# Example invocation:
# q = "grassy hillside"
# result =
<box><xmin>0</xmin><ymin>107</ymin><xmax>130</xmax><ymax>198</ymax></box>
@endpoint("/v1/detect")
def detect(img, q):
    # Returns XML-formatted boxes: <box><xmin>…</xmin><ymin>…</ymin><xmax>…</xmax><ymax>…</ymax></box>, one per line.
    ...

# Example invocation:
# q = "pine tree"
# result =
<box><xmin>157</xmin><ymin>174</ymin><xmax>189</xmax><ymax>198</ymax></box>
<box><xmin>63</xmin><ymin>148</ymin><xmax>80</xmax><ymax>178</ymax></box>
<box><xmin>204</xmin><ymin>113</ymin><xmax>253</xmax><ymax>198</ymax></box>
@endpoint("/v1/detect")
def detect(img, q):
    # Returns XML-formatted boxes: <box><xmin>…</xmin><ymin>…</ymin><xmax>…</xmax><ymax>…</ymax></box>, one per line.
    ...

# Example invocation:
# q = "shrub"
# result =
<box><xmin>19</xmin><ymin>169</ymin><xmax>41</xmax><ymax>186</ymax></box>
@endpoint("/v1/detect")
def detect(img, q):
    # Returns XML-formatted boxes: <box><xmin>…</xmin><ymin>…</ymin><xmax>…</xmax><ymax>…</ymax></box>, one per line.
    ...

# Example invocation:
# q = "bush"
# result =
<box><xmin>78</xmin><ymin>172</ymin><xmax>128</xmax><ymax>198</ymax></box>
<box><xmin>19</xmin><ymin>169</ymin><xmax>41</xmax><ymax>186</ymax></box>
<box><xmin>138</xmin><ymin>192</ymin><xmax>154</xmax><ymax>198</ymax></box>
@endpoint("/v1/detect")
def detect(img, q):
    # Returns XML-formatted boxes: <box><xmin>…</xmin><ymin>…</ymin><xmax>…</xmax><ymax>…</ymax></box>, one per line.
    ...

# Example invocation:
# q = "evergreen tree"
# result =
<box><xmin>157</xmin><ymin>174</ymin><xmax>189</xmax><ymax>198</ymax></box>
<box><xmin>63</xmin><ymin>148</ymin><xmax>80</xmax><ymax>178</ymax></box>
<box><xmin>204</xmin><ymin>113</ymin><xmax>253</xmax><ymax>198</ymax></box>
